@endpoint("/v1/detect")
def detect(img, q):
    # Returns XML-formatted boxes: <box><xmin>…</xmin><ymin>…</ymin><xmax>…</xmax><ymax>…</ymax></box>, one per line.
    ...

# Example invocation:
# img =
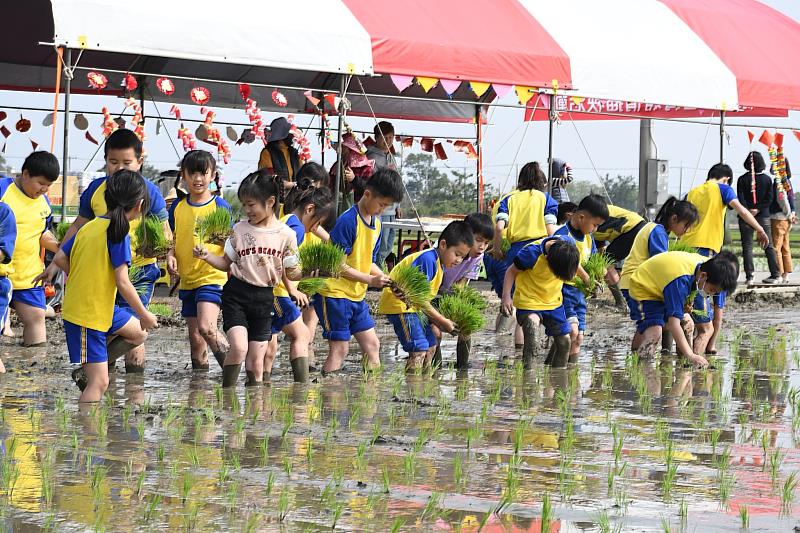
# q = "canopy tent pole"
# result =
<box><xmin>60</xmin><ymin>47</ymin><xmax>72</xmax><ymax>223</ymax></box>
<box><xmin>719</xmin><ymin>110</ymin><xmax>726</xmax><ymax>163</ymax></box>
<box><xmin>547</xmin><ymin>94</ymin><xmax>555</xmax><ymax>195</ymax></box>
<box><xmin>638</xmin><ymin>119</ymin><xmax>655</xmax><ymax>214</ymax></box>
<box><xmin>475</xmin><ymin>105</ymin><xmax>484</xmax><ymax>212</ymax></box>
<box><xmin>333</xmin><ymin>75</ymin><xmax>347</xmax><ymax>217</ymax></box>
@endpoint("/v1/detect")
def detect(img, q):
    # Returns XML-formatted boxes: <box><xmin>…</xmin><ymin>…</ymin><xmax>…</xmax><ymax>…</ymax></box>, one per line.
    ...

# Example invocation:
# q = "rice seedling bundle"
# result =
<box><xmin>148</xmin><ymin>303</ymin><xmax>173</xmax><ymax>318</ymax></box>
<box><xmin>388</xmin><ymin>263</ymin><xmax>433</xmax><ymax>314</ymax></box>
<box><xmin>297</xmin><ymin>277</ymin><xmax>327</xmax><ymax>297</ymax></box>
<box><xmin>196</xmin><ymin>208</ymin><xmax>232</xmax><ymax>246</ymax></box>
<box><xmin>574</xmin><ymin>252</ymin><xmax>614</xmax><ymax>297</ymax></box>
<box><xmin>668</xmin><ymin>240</ymin><xmax>699</xmax><ymax>253</ymax></box>
<box><xmin>55</xmin><ymin>221</ymin><xmax>71</xmax><ymax>243</ymax></box>
<box><xmin>298</xmin><ymin>242</ymin><xmax>346</xmax><ymax>278</ymax></box>
<box><xmin>451</xmin><ymin>285</ymin><xmax>487</xmax><ymax>311</ymax></box>
<box><xmin>134</xmin><ymin>215</ymin><xmax>171</xmax><ymax>259</ymax></box>
<box><xmin>438</xmin><ymin>294</ymin><xmax>485</xmax><ymax>337</ymax></box>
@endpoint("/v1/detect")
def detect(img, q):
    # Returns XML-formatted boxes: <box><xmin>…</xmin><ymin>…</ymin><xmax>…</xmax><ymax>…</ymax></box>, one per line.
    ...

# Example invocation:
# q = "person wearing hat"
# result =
<box><xmin>258</xmin><ymin>117</ymin><xmax>300</xmax><ymax>191</ymax></box>
<box><xmin>328</xmin><ymin>132</ymin><xmax>375</xmax><ymax>212</ymax></box>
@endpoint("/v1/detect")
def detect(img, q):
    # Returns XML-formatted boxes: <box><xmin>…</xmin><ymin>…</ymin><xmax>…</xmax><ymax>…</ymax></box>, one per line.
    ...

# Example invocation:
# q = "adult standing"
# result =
<box><xmin>258</xmin><ymin>117</ymin><xmax>300</xmax><ymax>194</ymax></box>
<box><xmin>550</xmin><ymin>158</ymin><xmax>574</xmax><ymax>204</ymax></box>
<box><xmin>770</xmin><ymin>158</ymin><xmax>796</xmax><ymax>283</ymax></box>
<box><xmin>367</xmin><ymin>121</ymin><xmax>402</xmax><ymax>268</ymax></box>
<box><xmin>737</xmin><ymin>151</ymin><xmax>781</xmax><ymax>284</ymax></box>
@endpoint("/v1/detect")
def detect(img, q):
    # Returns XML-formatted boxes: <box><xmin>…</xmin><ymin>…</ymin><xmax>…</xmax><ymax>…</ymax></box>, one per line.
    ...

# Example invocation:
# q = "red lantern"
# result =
<box><xmin>123</xmin><ymin>73</ymin><xmax>138</xmax><ymax>92</ymax></box>
<box><xmin>156</xmin><ymin>77</ymin><xmax>175</xmax><ymax>96</ymax></box>
<box><xmin>272</xmin><ymin>90</ymin><xmax>288</xmax><ymax>107</ymax></box>
<box><xmin>87</xmin><ymin>71</ymin><xmax>108</xmax><ymax>90</ymax></box>
<box><xmin>190</xmin><ymin>86</ymin><xmax>210</xmax><ymax>106</ymax></box>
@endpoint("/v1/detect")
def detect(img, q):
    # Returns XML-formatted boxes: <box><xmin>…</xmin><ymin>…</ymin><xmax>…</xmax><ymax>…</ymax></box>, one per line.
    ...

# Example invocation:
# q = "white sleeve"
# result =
<box><xmin>224</xmin><ymin>238</ymin><xmax>237</xmax><ymax>262</ymax></box>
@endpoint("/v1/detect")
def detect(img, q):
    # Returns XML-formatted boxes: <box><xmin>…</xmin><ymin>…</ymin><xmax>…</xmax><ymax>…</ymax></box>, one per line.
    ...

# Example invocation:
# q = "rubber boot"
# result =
<box><xmin>106</xmin><ymin>338</ymin><xmax>138</xmax><ymax>366</ymax></box>
<box><xmin>455</xmin><ymin>337</ymin><xmax>471</xmax><ymax>369</ymax></box>
<box><xmin>661</xmin><ymin>330</ymin><xmax>674</xmax><ymax>355</ymax></box>
<box><xmin>245</xmin><ymin>370</ymin><xmax>261</xmax><ymax>387</ymax></box>
<box><xmin>222</xmin><ymin>363</ymin><xmax>241</xmax><ymax>388</ymax></box>
<box><xmin>549</xmin><ymin>335</ymin><xmax>571</xmax><ymax>368</ymax></box>
<box><xmin>608</xmin><ymin>283</ymin><xmax>626</xmax><ymax>308</ymax></box>
<box><xmin>544</xmin><ymin>339</ymin><xmax>557</xmax><ymax>366</ymax></box>
<box><xmin>262</xmin><ymin>372</ymin><xmax>271</xmax><ymax>384</ymax></box>
<box><xmin>212</xmin><ymin>351</ymin><xmax>227</xmax><ymax>370</ymax></box>
<box><xmin>432</xmin><ymin>344</ymin><xmax>443</xmax><ymax>369</ymax></box>
<box><xmin>291</xmin><ymin>357</ymin><xmax>309</xmax><ymax>383</ymax></box>
<box><xmin>521</xmin><ymin>319</ymin><xmax>538</xmax><ymax>369</ymax></box>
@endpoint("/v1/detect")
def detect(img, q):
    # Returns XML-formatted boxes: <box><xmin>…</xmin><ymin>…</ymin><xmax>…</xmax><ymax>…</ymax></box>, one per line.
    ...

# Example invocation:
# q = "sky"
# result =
<box><xmin>1</xmin><ymin>0</ymin><xmax>799</xmax><ymax>200</ymax></box>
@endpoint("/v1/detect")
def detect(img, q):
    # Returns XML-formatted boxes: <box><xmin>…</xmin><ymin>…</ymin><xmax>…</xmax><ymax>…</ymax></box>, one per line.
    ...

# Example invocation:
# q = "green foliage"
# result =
<box><xmin>298</xmin><ymin>242</ymin><xmax>346</xmax><ymax>278</ymax></box>
<box><xmin>196</xmin><ymin>208</ymin><xmax>232</xmax><ymax>246</ymax></box>
<box><xmin>438</xmin><ymin>294</ymin><xmax>485</xmax><ymax>336</ymax></box>
<box><xmin>668</xmin><ymin>240</ymin><xmax>699</xmax><ymax>253</ymax></box>
<box><xmin>389</xmin><ymin>263</ymin><xmax>433</xmax><ymax>314</ymax></box>
<box><xmin>567</xmin><ymin>175</ymin><xmax>637</xmax><ymax>211</ymax></box>
<box><xmin>135</xmin><ymin>216</ymin><xmax>170</xmax><ymax>258</ymax></box>
<box><xmin>149</xmin><ymin>303</ymin><xmax>173</xmax><ymax>318</ymax></box>
<box><xmin>297</xmin><ymin>278</ymin><xmax>327</xmax><ymax>297</ymax></box>
<box><xmin>222</xmin><ymin>190</ymin><xmax>243</xmax><ymax>222</ymax></box>
<box><xmin>451</xmin><ymin>285</ymin><xmax>487</xmax><ymax>311</ymax></box>
<box><xmin>55</xmin><ymin>222</ymin><xmax>71</xmax><ymax>242</ymax></box>
<box><xmin>574</xmin><ymin>252</ymin><xmax>614</xmax><ymax>296</ymax></box>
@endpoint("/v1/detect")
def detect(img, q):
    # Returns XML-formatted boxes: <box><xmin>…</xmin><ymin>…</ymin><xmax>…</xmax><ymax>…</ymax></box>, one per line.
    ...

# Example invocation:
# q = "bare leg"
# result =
<box><xmin>263</xmin><ymin>337</ymin><xmax>279</xmax><ymax>378</ymax></box>
<box><xmin>80</xmin><ymin>362</ymin><xmax>110</xmax><ymax>403</ymax></box>
<box><xmin>197</xmin><ymin>301</ymin><xmax>228</xmax><ymax>368</ymax></box>
<box><xmin>322</xmin><ymin>340</ymin><xmax>350</xmax><ymax>374</ymax></box>
<box><xmin>706</xmin><ymin>303</ymin><xmax>723</xmax><ymax>354</ymax></box>
<box><xmin>521</xmin><ymin>314</ymin><xmax>541</xmax><ymax>368</ymax></box>
<box><xmin>302</xmin><ymin>306</ymin><xmax>319</xmax><ymax>369</ymax></box>
<box><xmin>353</xmin><ymin>328</ymin><xmax>381</xmax><ymax>371</ymax></box>
<box><xmin>186</xmin><ymin>317</ymin><xmax>209</xmax><ymax>369</ymax></box>
<box><xmin>692</xmin><ymin>323</ymin><xmax>714</xmax><ymax>356</ymax></box>
<box><xmin>637</xmin><ymin>325</ymin><xmax>663</xmax><ymax>359</ymax></box>
<box><xmin>12</xmin><ymin>301</ymin><xmax>46</xmax><ymax>346</ymax></box>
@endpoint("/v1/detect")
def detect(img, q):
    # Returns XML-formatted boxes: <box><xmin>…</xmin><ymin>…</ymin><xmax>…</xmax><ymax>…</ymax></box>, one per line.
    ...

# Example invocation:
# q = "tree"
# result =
<box><xmin>399</xmin><ymin>153</ymin><xmax>492</xmax><ymax>216</ymax></box>
<box><xmin>565</xmin><ymin>174</ymin><xmax>637</xmax><ymax>210</ymax></box>
<box><xmin>139</xmin><ymin>162</ymin><xmax>162</xmax><ymax>182</ymax></box>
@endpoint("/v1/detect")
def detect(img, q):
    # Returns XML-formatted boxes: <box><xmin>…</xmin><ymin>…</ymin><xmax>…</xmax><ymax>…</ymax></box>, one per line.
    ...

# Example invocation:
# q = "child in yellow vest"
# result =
<box><xmin>0</xmin><ymin>202</ymin><xmax>16</xmax><ymax>371</ymax></box>
<box><xmin>166</xmin><ymin>150</ymin><xmax>231</xmax><ymax>371</ymax></box>
<box><xmin>314</xmin><ymin>168</ymin><xmax>403</xmax><ymax>374</ymax></box>
<box><xmin>379</xmin><ymin>221</ymin><xmax>473</xmax><ymax>372</ymax></box>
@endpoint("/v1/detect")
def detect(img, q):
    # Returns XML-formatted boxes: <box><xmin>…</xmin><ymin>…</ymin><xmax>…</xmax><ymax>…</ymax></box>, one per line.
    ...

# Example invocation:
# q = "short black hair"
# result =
<box><xmin>440</xmin><ymin>220</ymin><xmax>474</xmax><ymax>249</ymax></box>
<box><xmin>463</xmin><ymin>212</ymin><xmax>493</xmax><ymax>241</ymax></box>
<box><xmin>557</xmin><ymin>202</ymin><xmax>578</xmax><ymax>225</ymax></box>
<box><xmin>744</xmin><ymin>151</ymin><xmax>766</xmax><ymax>173</ymax></box>
<box><xmin>576</xmin><ymin>193</ymin><xmax>609</xmax><ymax>220</ymax></box>
<box><xmin>374</xmin><ymin>121</ymin><xmax>394</xmax><ymax>138</ymax></box>
<box><xmin>365</xmin><ymin>167</ymin><xmax>403</xmax><ymax>202</ymax></box>
<box><xmin>546</xmin><ymin>238</ymin><xmax>580</xmax><ymax>281</ymax></box>
<box><xmin>105</xmin><ymin>129</ymin><xmax>143</xmax><ymax>159</ymax></box>
<box><xmin>295</xmin><ymin>162</ymin><xmax>329</xmax><ymax>188</ymax></box>
<box><xmin>22</xmin><ymin>151</ymin><xmax>60</xmax><ymax>182</ymax></box>
<box><xmin>700</xmin><ymin>252</ymin><xmax>739</xmax><ymax>294</ymax></box>
<box><xmin>180</xmin><ymin>149</ymin><xmax>216</xmax><ymax>176</ymax></box>
<box><xmin>707</xmin><ymin>163</ymin><xmax>733</xmax><ymax>181</ymax></box>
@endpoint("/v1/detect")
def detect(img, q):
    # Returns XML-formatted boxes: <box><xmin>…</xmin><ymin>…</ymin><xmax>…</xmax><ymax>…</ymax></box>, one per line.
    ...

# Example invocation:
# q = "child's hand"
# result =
<box><xmin>441</xmin><ymin>319</ymin><xmax>456</xmax><ymax>335</ymax></box>
<box><xmin>193</xmin><ymin>245</ymin><xmax>208</xmax><ymax>259</ymax></box>
<box><xmin>369</xmin><ymin>274</ymin><xmax>390</xmax><ymax>289</ymax></box>
<box><xmin>166</xmin><ymin>254</ymin><xmax>179</xmax><ymax>276</ymax></box>
<box><xmin>32</xmin><ymin>263</ymin><xmax>59</xmax><ymax>287</ymax></box>
<box><xmin>291</xmin><ymin>290</ymin><xmax>310</xmax><ymax>308</ymax></box>
<box><xmin>685</xmin><ymin>352</ymin><xmax>709</xmax><ymax>370</ymax></box>
<box><xmin>491</xmin><ymin>247</ymin><xmax>505</xmax><ymax>261</ymax></box>
<box><xmin>605</xmin><ymin>267</ymin><xmax>619</xmax><ymax>285</ymax></box>
<box><xmin>139</xmin><ymin>311</ymin><xmax>158</xmax><ymax>331</ymax></box>
<box><xmin>501</xmin><ymin>295</ymin><xmax>514</xmax><ymax>317</ymax></box>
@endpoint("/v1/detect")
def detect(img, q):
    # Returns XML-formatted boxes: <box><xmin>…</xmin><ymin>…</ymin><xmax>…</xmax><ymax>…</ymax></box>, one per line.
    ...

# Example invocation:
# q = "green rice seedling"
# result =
<box><xmin>143</xmin><ymin>492</ymin><xmax>162</xmax><ymax>523</ymax></box>
<box><xmin>678</xmin><ymin>497</ymin><xmax>688</xmax><ymax>524</ymax></box>
<box><xmin>381</xmin><ymin>466</ymin><xmax>391</xmax><ymax>493</ymax></box>
<box><xmin>243</xmin><ymin>512</ymin><xmax>261</xmax><ymax>533</ymax></box>
<box><xmin>135</xmin><ymin>215</ymin><xmax>170</xmax><ymax>258</ymax></box>
<box><xmin>739</xmin><ymin>505</ymin><xmax>749</xmax><ymax>528</ymax></box>
<box><xmin>258</xmin><ymin>436</ymin><xmax>269</xmax><ymax>467</ymax></box>
<box><xmin>403</xmin><ymin>451</ymin><xmax>416</xmax><ymax>480</ymax></box>
<box><xmin>298</xmin><ymin>241</ymin><xmax>346</xmax><ymax>278</ymax></box>
<box><xmin>278</xmin><ymin>487</ymin><xmax>291</xmax><ymax>521</ymax></box>
<box><xmin>180</xmin><ymin>471</ymin><xmax>194</xmax><ymax>506</ymax></box>
<box><xmin>225</xmin><ymin>479</ymin><xmax>240</xmax><ymax>511</ymax></box>
<box><xmin>453</xmin><ymin>453</ymin><xmax>464</xmax><ymax>487</ymax></box>
<box><xmin>195</xmin><ymin>207</ymin><xmax>232</xmax><ymax>246</ymax></box>
<box><xmin>390</xmin><ymin>518</ymin><xmax>405</xmax><ymax>533</ymax></box>
<box><xmin>768</xmin><ymin>447</ymin><xmax>785</xmax><ymax>485</ymax></box>
<box><xmin>612</xmin><ymin>424</ymin><xmax>623</xmax><ymax>468</ymax></box>
<box><xmin>717</xmin><ymin>471</ymin><xmax>735</xmax><ymax>506</ymax></box>
<box><xmin>136</xmin><ymin>417</ymin><xmax>146</xmax><ymax>443</ymax></box>
<box><xmin>148</xmin><ymin>303</ymin><xmax>172</xmax><ymax>318</ymax></box>
<box><xmin>667</xmin><ymin>240</ymin><xmax>698</xmax><ymax>253</ymax></box>
<box><xmin>388</xmin><ymin>263</ymin><xmax>433</xmax><ymax>316</ymax></box>
<box><xmin>296</xmin><ymin>277</ymin><xmax>327</xmax><ymax>297</ymax></box>
<box><xmin>182</xmin><ymin>502</ymin><xmax>200</xmax><ymax>531</ymax></box>
<box><xmin>438</xmin><ymin>293</ymin><xmax>485</xmax><ymax>336</ymax></box>
<box><xmin>135</xmin><ymin>469</ymin><xmax>146</xmax><ymax>496</ymax></box>
<box><xmin>781</xmin><ymin>472</ymin><xmax>799</xmax><ymax>512</ymax></box>
<box><xmin>541</xmin><ymin>492</ymin><xmax>553</xmax><ymax>533</ymax></box>
<box><xmin>451</xmin><ymin>284</ymin><xmax>487</xmax><ymax>311</ymax></box>
<box><xmin>283</xmin><ymin>457</ymin><xmax>292</xmax><ymax>478</ymax></box>
<box><xmin>331</xmin><ymin>501</ymin><xmax>345</xmax><ymax>529</ymax></box>
<box><xmin>90</xmin><ymin>466</ymin><xmax>107</xmax><ymax>503</ymax></box>
<box><xmin>574</xmin><ymin>252</ymin><xmax>614</xmax><ymax>296</ymax></box>
<box><xmin>421</xmin><ymin>491</ymin><xmax>444</xmax><ymax>522</ymax></box>
<box><xmin>265</xmin><ymin>470</ymin><xmax>276</xmax><ymax>497</ymax></box>
<box><xmin>55</xmin><ymin>221</ymin><xmax>71</xmax><ymax>242</ymax></box>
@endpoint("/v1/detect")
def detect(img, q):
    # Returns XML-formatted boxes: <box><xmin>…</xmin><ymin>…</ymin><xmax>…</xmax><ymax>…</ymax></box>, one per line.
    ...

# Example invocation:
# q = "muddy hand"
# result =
<box><xmin>686</xmin><ymin>352</ymin><xmax>708</xmax><ymax>370</ymax></box>
<box><xmin>193</xmin><ymin>245</ymin><xmax>208</xmax><ymax>259</ymax></box>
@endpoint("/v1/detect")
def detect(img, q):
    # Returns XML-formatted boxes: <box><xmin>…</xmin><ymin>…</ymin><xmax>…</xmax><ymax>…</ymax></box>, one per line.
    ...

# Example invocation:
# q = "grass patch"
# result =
<box><xmin>574</xmin><ymin>252</ymin><xmax>614</xmax><ymax>296</ymax></box>
<box><xmin>438</xmin><ymin>293</ymin><xmax>485</xmax><ymax>336</ymax></box>
<box><xmin>298</xmin><ymin>242</ymin><xmax>346</xmax><ymax>278</ymax></box>
<box><xmin>196</xmin><ymin>208</ymin><xmax>232</xmax><ymax>246</ymax></box>
<box><xmin>135</xmin><ymin>216</ymin><xmax>170</xmax><ymax>259</ymax></box>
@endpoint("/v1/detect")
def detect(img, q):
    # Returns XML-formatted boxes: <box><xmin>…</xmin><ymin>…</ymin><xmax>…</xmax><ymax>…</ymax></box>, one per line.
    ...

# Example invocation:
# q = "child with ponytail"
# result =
<box><xmin>44</xmin><ymin>170</ymin><xmax>157</xmax><ymax>402</ymax></box>
<box><xmin>265</xmin><ymin>178</ymin><xmax>335</xmax><ymax>381</ymax></box>
<box><xmin>619</xmin><ymin>196</ymin><xmax>699</xmax><ymax>350</ymax></box>
<box><xmin>194</xmin><ymin>172</ymin><xmax>302</xmax><ymax>388</ymax></box>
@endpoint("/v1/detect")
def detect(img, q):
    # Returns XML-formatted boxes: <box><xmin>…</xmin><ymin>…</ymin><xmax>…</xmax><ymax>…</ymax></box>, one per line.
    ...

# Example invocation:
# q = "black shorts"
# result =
<box><xmin>221</xmin><ymin>277</ymin><xmax>274</xmax><ymax>342</ymax></box>
<box><xmin>605</xmin><ymin>220</ymin><xmax>647</xmax><ymax>263</ymax></box>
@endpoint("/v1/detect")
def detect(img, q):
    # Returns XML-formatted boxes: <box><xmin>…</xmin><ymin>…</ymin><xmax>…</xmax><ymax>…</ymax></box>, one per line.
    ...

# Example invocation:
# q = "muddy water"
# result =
<box><xmin>0</xmin><ymin>295</ymin><xmax>798</xmax><ymax>531</ymax></box>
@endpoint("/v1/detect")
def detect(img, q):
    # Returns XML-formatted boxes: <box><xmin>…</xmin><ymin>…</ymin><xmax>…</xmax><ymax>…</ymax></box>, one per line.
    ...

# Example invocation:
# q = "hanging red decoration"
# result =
<box><xmin>243</xmin><ymin>98</ymin><xmax>265</xmax><ymax>142</ymax></box>
<box><xmin>87</xmin><ymin>71</ymin><xmax>108</xmax><ymax>90</ymax></box>
<box><xmin>420</xmin><ymin>137</ymin><xmax>434</xmax><ymax>152</ymax></box>
<box><xmin>288</xmin><ymin>115</ymin><xmax>312</xmax><ymax>163</ymax></box>
<box><xmin>101</xmin><ymin>107</ymin><xmax>119</xmax><ymax>137</ymax></box>
<box><xmin>123</xmin><ymin>73</ymin><xmax>138</xmax><ymax>92</ymax></box>
<box><xmin>0</xmin><ymin>111</ymin><xmax>6</xmax><ymax>122</ymax></box>
<box><xmin>178</xmin><ymin>124</ymin><xmax>197</xmax><ymax>151</ymax></box>
<box><xmin>324</xmin><ymin>93</ymin><xmax>336</xmax><ymax>109</ymax></box>
<box><xmin>169</xmin><ymin>104</ymin><xmax>182</xmax><ymax>120</ymax></box>
<box><xmin>272</xmin><ymin>90</ymin><xmax>288</xmax><ymax>107</ymax></box>
<box><xmin>190</xmin><ymin>86</ymin><xmax>210</xmax><ymax>106</ymax></box>
<box><xmin>239</xmin><ymin>83</ymin><xmax>251</xmax><ymax>101</ymax></box>
<box><xmin>15</xmin><ymin>117</ymin><xmax>31</xmax><ymax>133</ymax></box>
<box><xmin>156</xmin><ymin>77</ymin><xmax>175</xmax><ymax>96</ymax></box>
<box><xmin>303</xmin><ymin>90</ymin><xmax>320</xmax><ymax>107</ymax></box>
<box><xmin>85</xmin><ymin>131</ymin><xmax>99</xmax><ymax>145</ymax></box>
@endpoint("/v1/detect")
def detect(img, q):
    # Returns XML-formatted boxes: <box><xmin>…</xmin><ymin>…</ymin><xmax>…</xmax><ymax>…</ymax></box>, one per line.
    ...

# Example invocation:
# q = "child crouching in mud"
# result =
<box><xmin>41</xmin><ymin>170</ymin><xmax>157</xmax><ymax>402</ymax></box>
<box><xmin>194</xmin><ymin>172</ymin><xmax>304</xmax><ymax>388</ymax></box>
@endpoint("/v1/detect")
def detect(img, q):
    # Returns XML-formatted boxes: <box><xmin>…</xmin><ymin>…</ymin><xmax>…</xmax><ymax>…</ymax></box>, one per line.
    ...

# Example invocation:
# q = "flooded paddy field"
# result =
<box><xmin>0</xmin><ymin>289</ymin><xmax>798</xmax><ymax>531</ymax></box>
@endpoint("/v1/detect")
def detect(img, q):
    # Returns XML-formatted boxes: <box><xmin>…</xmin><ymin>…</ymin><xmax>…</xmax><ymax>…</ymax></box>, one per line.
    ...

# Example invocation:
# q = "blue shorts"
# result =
<box><xmin>483</xmin><ymin>254</ymin><xmax>508</xmax><ymax>299</ymax></box>
<box><xmin>11</xmin><ymin>286</ymin><xmax>46</xmax><ymax>310</ymax></box>
<box><xmin>516</xmin><ymin>306</ymin><xmax>571</xmax><ymax>337</ymax></box>
<box><xmin>179</xmin><ymin>284</ymin><xmax>223</xmax><ymax>318</ymax></box>
<box><xmin>621</xmin><ymin>289</ymin><xmax>642</xmax><ymax>325</ymax></box>
<box><xmin>0</xmin><ymin>277</ymin><xmax>11</xmax><ymax>320</ymax></box>
<box><xmin>116</xmin><ymin>263</ymin><xmax>161</xmax><ymax>314</ymax></box>
<box><xmin>271</xmin><ymin>296</ymin><xmax>302</xmax><ymax>334</ymax></box>
<box><xmin>695</xmin><ymin>248</ymin><xmax>726</xmax><ymax>311</ymax></box>
<box><xmin>562</xmin><ymin>284</ymin><xmax>587</xmax><ymax>332</ymax></box>
<box><xmin>65</xmin><ymin>306</ymin><xmax>133</xmax><ymax>364</ymax></box>
<box><xmin>313</xmin><ymin>295</ymin><xmax>375</xmax><ymax>342</ymax></box>
<box><xmin>635</xmin><ymin>300</ymin><xmax>669</xmax><ymax>334</ymax></box>
<box><xmin>386</xmin><ymin>313</ymin><xmax>437</xmax><ymax>353</ymax></box>
<box><xmin>692</xmin><ymin>291</ymin><xmax>716</xmax><ymax>324</ymax></box>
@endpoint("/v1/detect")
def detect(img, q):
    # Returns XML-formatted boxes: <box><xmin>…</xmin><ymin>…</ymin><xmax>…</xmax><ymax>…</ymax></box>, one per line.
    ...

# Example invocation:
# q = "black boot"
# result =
<box><xmin>608</xmin><ymin>283</ymin><xmax>626</xmax><ymax>308</ymax></box>
<box><xmin>521</xmin><ymin>319</ymin><xmax>538</xmax><ymax>369</ymax></box>
<box><xmin>290</xmin><ymin>357</ymin><xmax>309</xmax><ymax>383</ymax></box>
<box><xmin>455</xmin><ymin>337</ymin><xmax>471</xmax><ymax>369</ymax></box>
<box><xmin>245</xmin><ymin>370</ymin><xmax>261</xmax><ymax>387</ymax></box>
<box><xmin>106</xmin><ymin>338</ymin><xmax>139</xmax><ymax>366</ymax></box>
<box><xmin>222</xmin><ymin>364</ymin><xmax>241</xmax><ymax>388</ymax></box>
<box><xmin>432</xmin><ymin>344</ymin><xmax>443</xmax><ymax>369</ymax></box>
<box><xmin>549</xmin><ymin>336</ymin><xmax>571</xmax><ymax>368</ymax></box>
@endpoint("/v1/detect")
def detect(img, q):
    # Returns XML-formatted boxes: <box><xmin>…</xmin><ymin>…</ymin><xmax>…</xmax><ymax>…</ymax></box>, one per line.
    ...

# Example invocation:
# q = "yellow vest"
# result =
<box><xmin>630</xmin><ymin>251</ymin><xmax>704</xmax><ymax>303</ymax></box>
<box><xmin>378</xmin><ymin>249</ymin><xmax>442</xmax><ymax>314</ymax></box>
<box><xmin>320</xmin><ymin>206</ymin><xmax>381</xmax><ymax>302</ymax></box>
<box><xmin>513</xmin><ymin>239</ymin><xmax>565</xmax><ymax>311</ymax></box>
<box><xmin>503</xmin><ymin>189</ymin><xmax>550</xmax><ymax>243</ymax></box>
<box><xmin>619</xmin><ymin>222</ymin><xmax>659</xmax><ymax>291</ymax></box>
<box><xmin>171</xmin><ymin>197</ymin><xmax>228</xmax><ymax>290</ymax></box>
<box><xmin>594</xmin><ymin>205</ymin><xmax>644</xmax><ymax>242</ymax></box>
<box><xmin>0</xmin><ymin>180</ymin><xmax>51</xmax><ymax>289</ymax></box>
<box><xmin>679</xmin><ymin>180</ymin><xmax>728</xmax><ymax>253</ymax></box>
